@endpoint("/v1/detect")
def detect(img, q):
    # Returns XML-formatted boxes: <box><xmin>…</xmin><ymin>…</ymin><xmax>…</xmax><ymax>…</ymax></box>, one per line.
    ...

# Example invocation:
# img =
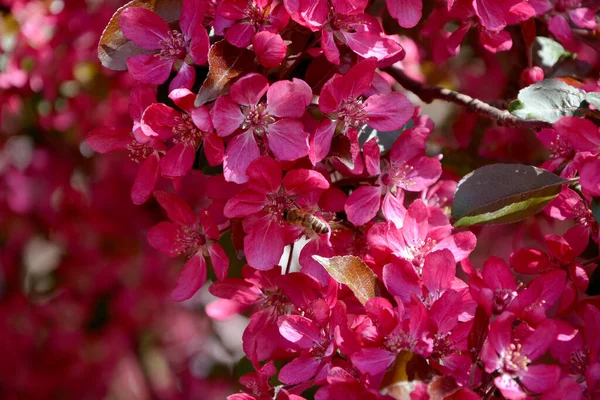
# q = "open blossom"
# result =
<box><xmin>469</xmin><ymin>256</ymin><xmax>519</xmax><ymax>316</ymax></box>
<box><xmin>368</xmin><ymin>200</ymin><xmax>477</xmax><ymax>273</ymax></box>
<box><xmin>481</xmin><ymin>313</ymin><xmax>560</xmax><ymax>399</ymax></box>
<box><xmin>141</xmin><ymin>88</ymin><xmax>224</xmax><ymax>178</ymax></box>
<box><xmin>311</xmin><ymin>58</ymin><xmax>414</xmax><ymax>164</ymax></box>
<box><xmin>119</xmin><ymin>0</ymin><xmax>210</xmax><ymax>88</ymax></box>
<box><xmin>345</xmin><ymin>125</ymin><xmax>442</xmax><ymax>226</ymax></box>
<box><xmin>223</xmin><ymin>156</ymin><xmax>329</xmax><ymax>269</ymax></box>
<box><xmin>218</xmin><ymin>0</ymin><xmax>289</xmax><ymax>47</ymax></box>
<box><xmin>212</xmin><ymin>73</ymin><xmax>312</xmax><ymax>183</ymax></box>
<box><xmin>147</xmin><ymin>191</ymin><xmax>229</xmax><ymax>301</ymax></box>
<box><xmin>86</xmin><ymin>84</ymin><xmax>166</xmax><ymax>205</ymax></box>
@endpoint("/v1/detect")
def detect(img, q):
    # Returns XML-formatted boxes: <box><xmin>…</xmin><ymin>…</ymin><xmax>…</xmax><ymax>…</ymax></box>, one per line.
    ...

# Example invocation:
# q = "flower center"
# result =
<box><xmin>127</xmin><ymin>141</ymin><xmax>153</xmax><ymax>163</ymax></box>
<box><xmin>549</xmin><ymin>134</ymin><xmax>573</xmax><ymax>159</ymax></box>
<box><xmin>405</xmin><ymin>237</ymin><xmax>438</xmax><ymax>274</ymax></box>
<box><xmin>175</xmin><ymin>225</ymin><xmax>206</xmax><ymax>257</ymax></box>
<box><xmin>569</xmin><ymin>348</ymin><xmax>589</xmax><ymax>376</ymax></box>
<box><xmin>158</xmin><ymin>30</ymin><xmax>187</xmax><ymax>60</ymax></box>
<box><xmin>384</xmin><ymin>331</ymin><xmax>415</xmax><ymax>353</ymax></box>
<box><xmin>241</xmin><ymin>103</ymin><xmax>275</xmax><ymax>135</ymax></box>
<box><xmin>245</xmin><ymin>2</ymin><xmax>267</xmax><ymax>26</ymax></box>
<box><xmin>260</xmin><ymin>288</ymin><xmax>293</xmax><ymax>316</ymax></box>
<box><xmin>172</xmin><ymin>113</ymin><xmax>203</xmax><ymax>148</ymax></box>
<box><xmin>501</xmin><ymin>343</ymin><xmax>530</xmax><ymax>375</ymax></box>
<box><xmin>431</xmin><ymin>333</ymin><xmax>454</xmax><ymax>360</ymax></box>
<box><xmin>384</xmin><ymin>162</ymin><xmax>416</xmax><ymax>189</ymax></box>
<box><xmin>310</xmin><ymin>334</ymin><xmax>331</xmax><ymax>359</ymax></box>
<box><xmin>338</xmin><ymin>97</ymin><xmax>367</xmax><ymax>127</ymax></box>
<box><xmin>574</xmin><ymin>203</ymin><xmax>596</xmax><ymax>231</ymax></box>
<box><xmin>492</xmin><ymin>288</ymin><xmax>517</xmax><ymax>315</ymax></box>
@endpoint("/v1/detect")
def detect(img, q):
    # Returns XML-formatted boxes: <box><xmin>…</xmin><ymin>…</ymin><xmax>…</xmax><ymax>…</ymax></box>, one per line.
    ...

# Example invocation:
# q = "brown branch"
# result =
<box><xmin>383</xmin><ymin>66</ymin><xmax>552</xmax><ymax>130</ymax></box>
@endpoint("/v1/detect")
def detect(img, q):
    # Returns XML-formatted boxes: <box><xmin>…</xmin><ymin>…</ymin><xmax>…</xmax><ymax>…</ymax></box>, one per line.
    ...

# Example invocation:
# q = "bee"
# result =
<box><xmin>283</xmin><ymin>207</ymin><xmax>330</xmax><ymax>235</ymax></box>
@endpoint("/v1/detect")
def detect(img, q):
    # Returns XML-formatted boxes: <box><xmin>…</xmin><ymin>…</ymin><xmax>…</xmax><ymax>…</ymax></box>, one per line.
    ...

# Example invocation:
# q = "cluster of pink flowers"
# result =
<box><xmin>85</xmin><ymin>0</ymin><xmax>600</xmax><ymax>397</ymax></box>
<box><xmin>4</xmin><ymin>0</ymin><xmax>600</xmax><ymax>397</ymax></box>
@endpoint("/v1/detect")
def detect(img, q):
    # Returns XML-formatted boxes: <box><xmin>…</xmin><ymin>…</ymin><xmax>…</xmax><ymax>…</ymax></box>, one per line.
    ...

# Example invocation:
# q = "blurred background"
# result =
<box><xmin>0</xmin><ymin>1</ymin><xmax>248</xmax><ymax>398</ymax></box>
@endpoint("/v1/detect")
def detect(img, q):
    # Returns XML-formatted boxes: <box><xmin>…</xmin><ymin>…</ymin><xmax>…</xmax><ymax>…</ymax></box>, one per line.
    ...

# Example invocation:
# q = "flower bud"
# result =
<box><xmin>520</xmin><ymin>66</ymin><xmax>544</xmax><ymax>86</ymax></box>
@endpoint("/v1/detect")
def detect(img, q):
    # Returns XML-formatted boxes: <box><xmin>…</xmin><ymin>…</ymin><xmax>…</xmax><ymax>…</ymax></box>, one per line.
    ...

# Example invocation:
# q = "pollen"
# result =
<box><xmin>501</xmin><ymin>343</ymin><xmax>530</xmax><ymax>374</ymax></box>
<box><xmin>158</xmin><ymin>30</ymin><xmax>187</xmax><ymax>60</ymax></box>
<box><xmin>241</xmin><ymin>103</ymin><xmax>275</xmax><ymax>135</ymax></box>
<box><xmin>175</xmin><ymin>225</ymin><xmax>206</xmax><ymax>257</ymax></box>
<box><xmin>172</xmin><ymin>113</ymin><xmax>203</xmax><ymax>148</ymax></box>
<box><xmin>127</xmin><ymin>141</ymin><xmax>153</xmax><ymax>163</ymax></box>
<box><xmin>492</xmin><ymin>288</ymin><xmax>517</xmax><ymax>315</ymax></box>
<box><xmin>338</xmin><ymin>97</ymin><xmax>368</xmax><ymax>128</ymax></box>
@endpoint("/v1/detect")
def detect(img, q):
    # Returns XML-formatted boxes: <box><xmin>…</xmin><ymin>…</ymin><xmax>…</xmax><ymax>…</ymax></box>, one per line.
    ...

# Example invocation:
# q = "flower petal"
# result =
<box><xmin>267</xmin><ymin>119</ymin><xmax>309</xmax><ymax>161</ymax></box>
<box><xmin>119</xmin><ymin>7</ymin><xmax>169</xmax><ymax>50</ymax></box>
<box><xmin>126</xmin><ymin>54</ymin><xmax>173</xmax><ymax>85</ymax></box>
<box><xmin>171</xmin><ymin>253</ymin><xmax>207</xmax><ymax>301</ymax></box>
<box><xmin>131</xmin><ymin>151</ymin><xmax>160</xmax><ymax>205</ymax></box>
<box><xmin>267</xmin><ymin>79</ymin><xmax>312</xmax><ymax>118</ymax></box>
<box><xmin>364</xmin><ymin>92</ymin><xmax>414</xmax><ymax>131</ymax></box>
<box><xmin>345</xmin><ymin>185</ymin><xmax>381</xmax><ymax>226</ymax></box>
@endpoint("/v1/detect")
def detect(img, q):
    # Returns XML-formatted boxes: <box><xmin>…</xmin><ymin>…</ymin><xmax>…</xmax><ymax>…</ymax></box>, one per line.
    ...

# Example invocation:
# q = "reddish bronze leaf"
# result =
<box><xmin>194</xmin><ymin>40</ymin><xmax>256</xmax><ymax>106</ymax></box>
<box><xmin>312</xmin><ymin>255</ymin><xmax>379</xmax><ymax>305</ymax></box>
<box><xmin>98</xmin><ymin>0</ymin><xmax>182</xmax><ymax>70</ymax></box>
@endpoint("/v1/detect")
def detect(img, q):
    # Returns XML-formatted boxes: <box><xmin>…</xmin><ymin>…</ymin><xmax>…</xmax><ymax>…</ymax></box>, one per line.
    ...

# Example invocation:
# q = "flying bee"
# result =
<box><xmin>283</xmin><ymin>207</ymin><xmax>330</xmax><ymax>235</ymax></box>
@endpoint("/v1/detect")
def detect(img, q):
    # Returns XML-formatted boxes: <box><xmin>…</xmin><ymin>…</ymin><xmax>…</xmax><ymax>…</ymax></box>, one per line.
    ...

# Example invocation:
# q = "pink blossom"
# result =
<box><xmin>223</xmin><ymin>156</ymin><xmax>329</xmax><ymax>269</ymax></box>
<box><xmin>119</xmin><ymin>0</ymin><xmax>210</xmax><ymax>87</ymax></box>
<box><xmin>312</xmin><ymin>58</ymin><xmax>414</xmax><ymax>164</ymax></box>
<box><xmin>141</xmin><ymin>88</ymin><xmax>223</xmax><ymax>178</ymax></box>
<box><xmin>481</xmin><ymin>313</ymin><xmax>560</xmax><ymax>399</ymax></box>
<box><xmin>212</xmin><ymin>74</ymin><xmax>312</xmax><ymax>183</ymax></box>
<box><xmin>147</xmin><ymin>191</ymin><xmax>229</xmax><ymax>301</ymax></box>
<box><xmin>469</xmin><ymin>256</ymin><xmax>518</xmax><ymax>316</ymax></box>
<box><xmin>345</xmin><ymin>126</ymin><xmax>442</xmax><ymax>226</ymax></box>
<box><xmin>218</xmin><ymin>0</ymin><xmax>289</xmax><ymax>47</ymax></box>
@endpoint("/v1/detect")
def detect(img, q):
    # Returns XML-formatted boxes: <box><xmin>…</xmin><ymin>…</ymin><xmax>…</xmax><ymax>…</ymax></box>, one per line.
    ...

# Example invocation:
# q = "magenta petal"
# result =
<box><xmin>168</xmin><ymin>62</ymin><xmax>196</xmax><ymax>92</ymax></box>
<box><xmin>382</xmin><ymin>259</ymin><xmax>420</xmax><ymax>301</ymax></box>
<box><xmin>153</xmin><ymin>190</ymin><xmax>196</xmax><ymax>226</ymax></box>
<box><xmin>223</xmin><ymin>132</ymin><xmax>260</xmax><ymax>184</ymax></box>
<box><xmin>400</xmin><ymin>157</ymin><xmax>442</xmax><ymax>192</ymax></box>
<box><xmin>386</xmin><ymin>0</ymin><xmax>422</xmax><ymax>28</ymax></box>
<box><xmin>351</xmin><ymin>348</ymin><xmax>396</xmax><ymax>376</ymax></box>
<box><xmin>253</xmin><ymin>31</ymin><xmax>287</xmax><ymax>68</ymax></box>
<box><xmin>119</xmin><ymin>8</ymin><xmax>169</xmax><ymax>50</ymax></box>
<box><xmin>520</xmin><ymin>365</ymin><xmax>560</xmax><ymax>394</ymax></box>
<box><xmin>126</xmin><ymin>54</ymin><xmax>173</xmax><ymax>85</ymax></box>
<box><xmin>212</xmin><ymin>96</ymin><xmax>245</xmax><ymax>137</ymax></box>
<box><xmin>189</xmin><ymin>105</ymin><xmax>214</xmax><ymax>133</ymax></box>
<box><xmin>180</xmin><ymin>0</ymin><xmax>206</xmax><ymax>40</ymax></box>
<box><xmin>364</xmin><ymin>92</ymin><xmax>414</xmax><ymax>131</ymax></box>
<box><xmin>267</xmin><ymin>79</ymin><xmax>312</xmax><ymax>118</ymax></box>
<box><xmin>435</xmin><ymin>231</ymin><xmax>477</xmax><ymax>262</ymax></box>
<box><xmin>160</xmin><ymin>143</ymin><xmax>195</xmax><ymax>178</ymax></box>
<box><xmin>345</xmin><ymin>185</ymin><xmax>381</xmax><ymax>226</ymax></box>
<box><xmin>141</xmin><ymin>103</ymin><xmax>180</xmax><ymax>140</ymax></box>
<box><xmin>479</xmin><ymin>29</ymin><xmax>512</xmax><ymax>53</ymax></box>
<box><xmin>283</xmin><ymin>169</ymin><xmax>329</xmax><ymax>195</ymax></box>
<box><xmin>267</xmin><ymin>119</ymin><xmax>309</xmax><ymax>161</ymax></box>
<box><xmin>363</xmin><ymin>138</ymin><xmax>381</xmax><ymax>176</ymax></box>
<box><xmin>230</xmin><ymin>73</ymin><xmax>269</xmax><ymax>106</ymax></box>
<box><xmin>309</xmin><ymin>119</ymin><xmax>336</xmax><ymax>165</ymax></box>
<box><xmin>321</xmin><ymin>27</ymin><xmax>340</xmax><ymax>65</ymax></box>
<box><xmin>381</xmin><ymin>190</ymin><xmax>406</xmax><ymax>226</ymax></box>
<box><xmin>171</xmin><ymin>253</ymin><xmax>207</xmax><ymax>301</ymax></box>
<box><xmin>86</xmin><ymin>127</ymin><xmax>131</xmax><ymax>153</ymax></box>
<box><xmin>342</xmin><ymin>29</ymin><xmax>405</xmax><ymax>67</ymax></box>
<box><xmin>225</xmin><ymin>22</ymin><xmax>256</xmax><ymax>47</ymax></box>
<box><xmin>331</xmin><ymin>0</ymin><xmax>368</xmax><ymax>15</ymax></box>
<box><xmin>493</xmin><ymin>374</ymin><xmax>525</xmax><ymax>400</ymax></box>
<box><xmin>278</xmin><ymin>355</ymin><xmax>320</xmax><ymax>385</ymax></box>
<box><xmin>278</xmin><ymin>315</ymin><xmax>321</xmax><ymax>346</ymax></box>
<box><xmin>244</xmin><ymin>217</ymin><xmax>285</xmax><ymax>270</ymax></box>
<box><xmin>131</xmin><ymin>151</ymin><xmax>160</xmax><ymax>205</ymax></box>
<box><xmin>147</xmin><ymin>221</ymin><xmax>180</xmax><ymax>256</ymax></box>
<box><xmin>189</xmin><ymin>28</ymin><xmax>210</xmax><ymax>65</ymax></box>
<box><xmin>224</xmin><ymin>190</ymin><xmax>268</xmax><ymax>218</ymax></box>
<box><xmin>340</xmin><ymin>58</ymin><xmax>377</xmax><ymax>100</ymax></box>
<box><xmin>208</xmin><ymin>243</ymin><xmax>229</xmax><ymax>280</ymax></box>
<box><xmin>473</xmin><ymin>0</ymin><xmax>506</xmax><ymax>31</ymax></box>
<box><xmin>422</xmin><ymin>249</ymin><xmax>455</xmax><ymax>295</ymax></box>
<box><xmin>569</xmin><ymin>8</ymin><xmax>597</xmax><ymax>30</ymax></box>
<box><xmin>204</xmin><ymin>134</ymin><xmax>224</xmax><ymax>166</ymax></box>
<box><xmin>246</xmin><ymin>156</ymin><xmax>283</xmax><ymax>194</ymax></box>
<box><xmin>402</xmin><ymin>199</ymin><xmax>428</xmax><ymax>247</ymax></box>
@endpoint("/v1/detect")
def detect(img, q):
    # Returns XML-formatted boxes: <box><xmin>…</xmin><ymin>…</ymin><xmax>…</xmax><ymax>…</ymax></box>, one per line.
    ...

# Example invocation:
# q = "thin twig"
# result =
<box><xmin>284</xmin><ymin>242</ymin><xmax>295</xmax><ymax>275</ymax></box>
<box><xmin>383</xmin><ymin>66</ymin><xmax>552</xmax><ymax>130</ymax></box>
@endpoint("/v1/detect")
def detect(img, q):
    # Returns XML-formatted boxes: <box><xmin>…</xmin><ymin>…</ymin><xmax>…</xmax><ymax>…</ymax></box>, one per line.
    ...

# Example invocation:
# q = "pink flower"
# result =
<box><xmin>119</xmin><ymin>0</ymin><xmax>210</xmax><ymax>87</ymax></box>
<box><xmin>218</xmin><ymin>0</ymin><xmax>289</xmax><ymax>47</ymax></box>
<box><xmin>312</xmin><ymin>58</ymin><xmax>414</xmax><ymax>164</ymax></box>
<box><xmin>545</xmin><ymin>188</ymin><xmax>598</xmax><ymax>241</ymax></box>
<box><xmin>386</xmin><ymin>0</ymin><xmax>422</xmax><ymax>29</ymax></box>
<box><xmin>367</xmin><ymin>200</ymin><xmax>477</xmax><ymax>272</ymax></box>
<box><xmin>481</xmin><ymin>313</ymin><xmax>560</xmax><ymax>399</ymax></box>
<box><xmin>469</xmin><ymin>256</ymin><xmax>518</xmax><ymax>316</ymax></box>
<box><xmin>345</xmin><ymin>126</ymin><xmax>442</xmax><ymax>226</ymax></box>
<box><xmin>147</xmin><ymin>191</ymin><xmax>229</xmax><ymax>301</ymax></box>
<box><xmin>141</xmin><ymin>88</ymin><xmax>223</xmax><ymax>178</ymax></box>
<box><xmin>212</xmin><ymin>73</ymin><xmax>312</xmax><ymax>183</ymax></box>
<box><xmin>223</xmin><ymin>156</ymin><xmax>329</xmax><ymax>269</ymax></box>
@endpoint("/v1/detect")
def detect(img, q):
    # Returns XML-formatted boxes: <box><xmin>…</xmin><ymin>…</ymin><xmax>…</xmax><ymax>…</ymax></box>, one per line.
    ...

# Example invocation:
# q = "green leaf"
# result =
<box><xmin>533</xmin><ymin>37</ymin><xmax>569</xmax><ymax>68</ymax></box>
<box><xmin>586</xmin><ymin>92</ymin><xmax>600</xmax><ymax>109</ymax></box>
<box><xmin>510</xmin><ymin>79</ymin><xmax>587</xmax><ymax>123</ymax></box>
<box><xmin>452</xmin><ymin>164</ymin><xmax>569</xmax><ymax>227</ymax></box>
